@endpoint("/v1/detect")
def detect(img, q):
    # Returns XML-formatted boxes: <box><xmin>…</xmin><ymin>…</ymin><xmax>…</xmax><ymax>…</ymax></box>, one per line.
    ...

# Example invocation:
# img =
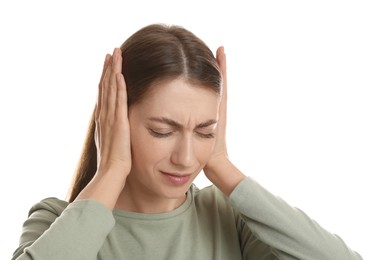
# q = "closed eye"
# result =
<box><xmin>148</xmin><ymin>129</ymin><xmax>173</xmax><ymax>138</ymax></box>
<box><xmin>195</xmin><ymin>132</ymin><xmax>215</xmax><ymax>139</ymax></box>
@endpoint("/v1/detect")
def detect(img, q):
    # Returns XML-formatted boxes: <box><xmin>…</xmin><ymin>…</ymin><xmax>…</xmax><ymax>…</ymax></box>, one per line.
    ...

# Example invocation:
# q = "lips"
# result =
<box><xmin>161</xmin><ymin>171</ymin><xmax>192</xmax><ymax>185</ymax></box>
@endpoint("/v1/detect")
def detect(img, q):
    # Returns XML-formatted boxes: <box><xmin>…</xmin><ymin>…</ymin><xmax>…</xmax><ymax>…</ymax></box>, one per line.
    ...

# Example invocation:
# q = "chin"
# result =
<box><xmin>158</xmin><ymin>181</ymin><xmax>193</xmax><ymax>200</ymax></box>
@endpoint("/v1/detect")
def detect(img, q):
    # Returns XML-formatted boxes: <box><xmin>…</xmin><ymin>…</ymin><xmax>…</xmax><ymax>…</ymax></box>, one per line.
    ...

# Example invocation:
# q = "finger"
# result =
<box><xmin>115</xmin><ymin>72</ymin><xmax>131</xmax><ymax>156</ymax></box>
<box><xmin>214</xmin><ymin>47</ymin><xmax>228</xmax><ymax>154</ymax></box>
<box><xmin>108</xmin><ymin>48</ymin><xmax>123</xmax><ymax>98</ymax></box>
<box><xmin>94</xmin><ymin>118</ymin><xmax>101</xmax><ymax>153</ymax></box>
<box><xmin>96</xmin><ymin>54</ymin><xmax>111</xmax><ymax>120</ymax></box>
<box><xmin>101</xmin><ymin>49</ymin><xmax>117</xmax><ymax>117</ymax></box>
<box><xmin>216</xmin><ymin>46</ymin><xmax>227</xmax><ymax>101</ymax></box>
<box><xmin>112</xmin><ymin>48</ymin><xmax>122</xmax><ymax>74</ymax></box>
<box><xmin>216</xmin><ymin>46</ymin><xmax>227</xmax><ymax>119</ymax></box>
<box><xmin>116</xmin><ymin>73</ymin><xmax>128</xmax><ymax>117</ymax></box>
<box><xmin>106</xmin><ymin>48</ymin><xmax>123</xmax><ymax>116</ymax></box>
<box><xmin>99</xmin><ymin>54</ymin><xmax>112</xmax><ymax>88</ymax></box>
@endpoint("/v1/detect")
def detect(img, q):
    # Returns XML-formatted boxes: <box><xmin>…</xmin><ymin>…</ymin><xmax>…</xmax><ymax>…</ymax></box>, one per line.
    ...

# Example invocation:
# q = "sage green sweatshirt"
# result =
<box><xmin>12</xmin><ymin>177</ymin><xmax>362</xmax><ymax>259</ymax></box>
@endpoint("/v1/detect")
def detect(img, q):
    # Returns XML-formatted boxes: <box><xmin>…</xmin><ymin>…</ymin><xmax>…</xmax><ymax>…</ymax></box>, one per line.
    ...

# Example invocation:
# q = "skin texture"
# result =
<box><xmin>116</xmin><ymin>78</ymin><xmax>219</xmax><ymax>213</ymax></box>
<box><xmin>76</xmin><ymin>47</ymin><xmax>246</xmax><ymax>211</ymax></box>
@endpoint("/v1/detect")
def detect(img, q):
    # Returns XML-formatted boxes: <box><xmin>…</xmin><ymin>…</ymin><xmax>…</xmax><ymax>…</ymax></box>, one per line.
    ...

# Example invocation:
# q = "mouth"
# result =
<box><xmin>160</xmin><ymin>171</ymin><xmax>192</xmax><ymax>186</ymax></box>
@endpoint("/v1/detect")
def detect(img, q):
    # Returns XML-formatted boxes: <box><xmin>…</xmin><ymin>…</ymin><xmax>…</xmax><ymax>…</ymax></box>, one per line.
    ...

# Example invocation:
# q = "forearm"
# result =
<box><xmin>231</xmin><ymin>178</ymin><xmax>363</xmax><ymax>260</ymax></box>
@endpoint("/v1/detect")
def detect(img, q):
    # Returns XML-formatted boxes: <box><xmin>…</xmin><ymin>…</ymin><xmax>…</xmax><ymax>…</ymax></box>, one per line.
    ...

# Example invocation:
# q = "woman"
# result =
<box><xmin>12</xmin><ymin>24</ymin><xmax>362</xmax><ymax>259</ymax></box>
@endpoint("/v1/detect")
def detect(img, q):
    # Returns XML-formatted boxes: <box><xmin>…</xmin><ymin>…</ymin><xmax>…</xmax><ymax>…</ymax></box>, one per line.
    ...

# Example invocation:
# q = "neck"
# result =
<box><xmin>115</xmin><ymin>175</ymin><xmax>187</xmax><ymax>214</ymax></box>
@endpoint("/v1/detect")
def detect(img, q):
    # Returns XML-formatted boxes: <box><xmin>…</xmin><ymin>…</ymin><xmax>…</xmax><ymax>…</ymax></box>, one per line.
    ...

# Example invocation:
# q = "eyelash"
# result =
<box><xmin>148</xmin><ymin>129</ymin><xmax>215</xmax><ymax>139</ymax></box>
<box><xmin>197</xmin><ymin>133</ymin><xmax>215</xmax><ymax>139</ymax></box>
<box><xmin>149</xmin><ymin>129</ymin><xmax>173</xmax><ymax>138</ymax></box>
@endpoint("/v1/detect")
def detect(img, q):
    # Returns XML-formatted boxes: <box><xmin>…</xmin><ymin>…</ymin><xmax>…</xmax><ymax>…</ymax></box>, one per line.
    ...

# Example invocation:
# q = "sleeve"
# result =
<box><xmin>229</xmin><ymin>177</ymin><xmax>363</xmax><ymax>260</ymax></box>
<box><xmin>12</xmin><ymin>198</ymin><xmax>115</xmax><ymax>260</ymax></box>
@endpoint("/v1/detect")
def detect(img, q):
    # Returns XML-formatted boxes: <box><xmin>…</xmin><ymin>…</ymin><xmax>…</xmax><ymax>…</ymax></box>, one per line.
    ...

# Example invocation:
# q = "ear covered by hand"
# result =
<box><xmin>76</xmin><ymin>48</ymin><xmax>131</xmax><ymax>209</ymax></box>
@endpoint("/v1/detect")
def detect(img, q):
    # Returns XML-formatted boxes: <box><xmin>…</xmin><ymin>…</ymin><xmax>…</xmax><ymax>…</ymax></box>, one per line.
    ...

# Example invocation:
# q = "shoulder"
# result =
<box><xmin>16</xmin><ymin>198</ymin><xmax>70</xmax><ymax>247</ymax></box>
<box><xmin>192</xmin><ymin>183</ymin><xmax>225</xmax><ymax>199</ymax></box>
<box><xmin>191</xmin><ymin>183</ymin><xmax>236</xmax><ymax>213</ymax></box>
<box><xmin>28</xmin><ymin>197</ymin><xmax>69</xmax><ymax>218</ymax></box>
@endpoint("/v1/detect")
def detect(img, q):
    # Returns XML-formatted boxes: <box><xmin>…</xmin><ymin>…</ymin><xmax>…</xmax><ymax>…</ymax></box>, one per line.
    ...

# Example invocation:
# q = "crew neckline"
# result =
<box><xmin>112</xmin><ymin>184</ymin><xmax>196</xmax><ymax>220</ymax></box>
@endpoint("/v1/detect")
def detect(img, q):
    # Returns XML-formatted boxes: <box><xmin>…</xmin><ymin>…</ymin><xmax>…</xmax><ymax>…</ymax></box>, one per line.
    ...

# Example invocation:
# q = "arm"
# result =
<box><xmin>13</xmin><ymin>48</ymin><xmax>131</xmax><ymax>259</ymax></box>
<box><xmin>204</xmin><ymin>47</ymin><xmax>362</xmax><ymax>259</ymax></box>
<box><xmin>12</xmin><ymin>199</ymin><xmax>114</xmax><ymax>260</ymax></box>
<box><xmin>230</xmin><ymin>177</ymin><xmax>363</xmax><ymax>260</ymax></box>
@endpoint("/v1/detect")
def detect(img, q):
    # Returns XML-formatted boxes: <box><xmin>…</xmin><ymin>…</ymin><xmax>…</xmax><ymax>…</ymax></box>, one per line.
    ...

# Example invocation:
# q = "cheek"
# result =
<box><xmin>130</xmin><ymin>131</ymin><xmax>153</xmax><ymax>166</ymax></box>
<box><xmin>130</xmin><ymin>129</ymin><xmax>170</xmax><ymax>167</ymax></box>
<box><xmin>195</xmin><ymin>140</ymin><xmax>216</xmax><ymax>164</ymax></box>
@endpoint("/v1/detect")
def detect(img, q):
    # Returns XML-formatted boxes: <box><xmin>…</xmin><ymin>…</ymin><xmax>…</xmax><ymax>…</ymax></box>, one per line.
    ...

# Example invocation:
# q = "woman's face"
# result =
<box><xmin>127</xmin><ymin>77</ymin><xmax>220</xmax><ymax>200</ymax></box>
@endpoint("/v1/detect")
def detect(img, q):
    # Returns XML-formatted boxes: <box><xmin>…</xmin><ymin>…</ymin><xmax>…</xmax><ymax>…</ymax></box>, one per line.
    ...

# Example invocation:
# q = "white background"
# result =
<box><xmin>1</xmin><ymin>1</ymin><xmax>371</xmax><ymax>259</ymax></box>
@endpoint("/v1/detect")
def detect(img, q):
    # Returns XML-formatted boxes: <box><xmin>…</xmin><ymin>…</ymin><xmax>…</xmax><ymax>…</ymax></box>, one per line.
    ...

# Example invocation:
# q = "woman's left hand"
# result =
<box><xmin>203</xmin><ymin>46</ymin><xmax>246</xmax><ymax>196</ymax></box>
<box><xmin>204</xmin><ymin>46</ymin><xmax>228</xmax><ymax>170</ymax></box>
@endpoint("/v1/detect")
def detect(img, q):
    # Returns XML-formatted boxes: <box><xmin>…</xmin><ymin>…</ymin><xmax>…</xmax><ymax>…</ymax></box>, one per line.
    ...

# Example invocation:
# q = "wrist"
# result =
<box><xmin>76</xmin><ymin>171</ymin><xmax>127</xmax><ymax>209</ymax></box>
<box><xmin>204</xmin><ymin>157</ymin><xmax>246</xmax><ymax>196</ymax></box>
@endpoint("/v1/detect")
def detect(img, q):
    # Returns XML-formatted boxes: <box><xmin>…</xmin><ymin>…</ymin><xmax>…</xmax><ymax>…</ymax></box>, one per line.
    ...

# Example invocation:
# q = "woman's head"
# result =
<box><xmin>67</xmin><ymin>23</ymin><xmax>222</xmax><ymax>202</ymax></box>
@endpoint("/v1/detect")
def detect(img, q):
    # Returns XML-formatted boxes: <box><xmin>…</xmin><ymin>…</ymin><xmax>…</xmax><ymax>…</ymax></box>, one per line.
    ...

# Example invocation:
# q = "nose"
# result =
<box><xmin>170</xmin><ymin>134</ymin><xmax>197</xmax><ymax>168</ymax></box>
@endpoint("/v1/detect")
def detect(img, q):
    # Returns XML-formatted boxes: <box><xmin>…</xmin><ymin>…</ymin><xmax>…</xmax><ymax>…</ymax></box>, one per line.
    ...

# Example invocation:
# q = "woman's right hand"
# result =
<box><xmin>95</xmin><ymin>48</ymin><xmax>131</xmax><ymax>177</ymax></box>
<box><xmin>76</xmin><ymin>48</ymin><xmax>131</xmax><ymax>209</ymax></box>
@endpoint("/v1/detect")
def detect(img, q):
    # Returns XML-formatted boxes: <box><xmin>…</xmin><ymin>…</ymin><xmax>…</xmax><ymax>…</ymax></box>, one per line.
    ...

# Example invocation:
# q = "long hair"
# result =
<box><xmin>67</xmin><ymin>24</ymin><xmax>221</xmax><ymax>202</ymax></box>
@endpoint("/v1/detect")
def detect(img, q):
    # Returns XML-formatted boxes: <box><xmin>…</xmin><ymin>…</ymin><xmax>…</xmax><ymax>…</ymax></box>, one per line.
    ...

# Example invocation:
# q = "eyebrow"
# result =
<box><xmin>148</xmin><ymin>117</ymin><xmax>217</xmax><ymax>129</ymax></box>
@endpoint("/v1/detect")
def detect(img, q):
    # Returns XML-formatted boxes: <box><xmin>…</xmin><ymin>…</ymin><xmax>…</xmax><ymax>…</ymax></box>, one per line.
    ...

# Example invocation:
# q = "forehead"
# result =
<box><xmin>130</xmin><ymin>78</ymin><xmax>220</xmax><ymax>122</ymax></box>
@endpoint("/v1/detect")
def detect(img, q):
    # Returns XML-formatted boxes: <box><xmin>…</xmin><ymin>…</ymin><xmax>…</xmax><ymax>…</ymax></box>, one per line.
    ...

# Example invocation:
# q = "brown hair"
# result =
<box><xmin>67</xmin><ymin>23</ymin><xmax>222</xmax><ymax>202</ymax></box>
